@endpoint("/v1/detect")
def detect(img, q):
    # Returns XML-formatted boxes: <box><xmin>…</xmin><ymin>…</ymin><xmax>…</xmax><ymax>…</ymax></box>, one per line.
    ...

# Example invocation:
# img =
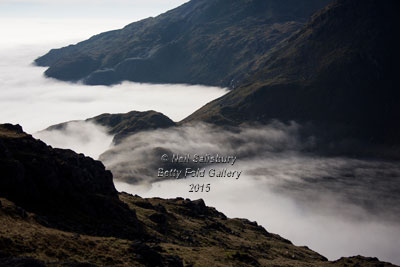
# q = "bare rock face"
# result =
<box><xmin>0</xmin><ymin>123</ymin><xmax>143</xmax><ymax>239</ymax></box>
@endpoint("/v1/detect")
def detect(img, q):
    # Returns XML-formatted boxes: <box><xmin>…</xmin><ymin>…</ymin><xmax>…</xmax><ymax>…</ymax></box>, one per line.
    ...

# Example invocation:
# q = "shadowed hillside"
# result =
<box><xmin>35</xmin><ymin>0</ymin><xmax>331</xmax><ymax>87</ymax></box>
<box><xmin>184</xmin><ymin>0</ymin><xmax>400</xmax><ymax>154</ymax></box>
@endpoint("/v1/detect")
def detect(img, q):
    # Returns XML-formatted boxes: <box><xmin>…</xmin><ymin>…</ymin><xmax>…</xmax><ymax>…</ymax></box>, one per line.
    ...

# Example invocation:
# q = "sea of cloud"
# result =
<box><xmin>1</xmin><ymin>15</ymin><xmax>400</xmax><ymax>266</ymax></box>
<box><xmin>0</xmin><ymin>19</ymin><xmax>227</xmax><ymax>134</ymax></box>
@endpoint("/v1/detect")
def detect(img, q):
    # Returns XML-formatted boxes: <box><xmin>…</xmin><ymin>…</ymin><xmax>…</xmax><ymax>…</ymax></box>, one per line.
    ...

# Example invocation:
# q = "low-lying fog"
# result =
<box><xmin>40</xmin><ymin>121</ymin><xmax>400</xmax><ymax>264</ymax></box>
<box><xmin>2</xmin><ymin>18</ymin><xmax>400</xmax><ymax>266</ymax></box>
<box><xmin>110</xmin><ymin>123</ymin><xmax>400</xmax><ymax>265</ymax></box>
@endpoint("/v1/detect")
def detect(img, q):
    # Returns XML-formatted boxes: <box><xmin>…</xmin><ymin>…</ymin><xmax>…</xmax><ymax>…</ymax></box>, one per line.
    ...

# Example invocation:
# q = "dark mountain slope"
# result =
<box><xmin>35</xmin><ymin>0</ymin><xmax>331</xmax><ymax>87</ymax></box>
<box><xmin>45</xmin><ymin>110</ymin><xmax>176</xmax><ymax>144</ymax></box>
<box><xmin>184</xmin><ymin>0</ymin><xmax>400</xmax><ymax>147</ymax></box>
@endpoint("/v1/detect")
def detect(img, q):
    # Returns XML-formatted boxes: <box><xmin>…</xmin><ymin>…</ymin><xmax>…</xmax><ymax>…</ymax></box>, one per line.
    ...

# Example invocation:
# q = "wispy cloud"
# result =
<box><xmin>110</xmin><ymin>122</ymin><xmax>400</xmax><ymax>264</ymax></box>
<box><xmin>34</xmin><ymin>121</ymin><xmax>113</xmax><ymax>159</ymax></box>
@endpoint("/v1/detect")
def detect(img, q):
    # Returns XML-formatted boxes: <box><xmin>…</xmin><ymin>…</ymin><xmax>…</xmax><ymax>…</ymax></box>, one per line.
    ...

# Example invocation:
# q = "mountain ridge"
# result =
<box><xmin>183</xmin><ymin>0</ymin><xmax>400</xmax><ymax>153</ymax></box>
<box><xmin>35</xmin><ymin>0</ymin><xmax>331</xmax><ymax>87</ymax></box>
<box><xmin>43</xmin><ymin>110</ymin><xmax>176</xmax><ymax>145</ymax></box>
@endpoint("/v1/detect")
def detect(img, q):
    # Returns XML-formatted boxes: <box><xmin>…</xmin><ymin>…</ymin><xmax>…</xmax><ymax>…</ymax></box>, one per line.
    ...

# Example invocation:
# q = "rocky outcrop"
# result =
<box><xmin>0</xmin><ymin>123</ymin><xmax>142</xmax><ymax>239</ymax></box>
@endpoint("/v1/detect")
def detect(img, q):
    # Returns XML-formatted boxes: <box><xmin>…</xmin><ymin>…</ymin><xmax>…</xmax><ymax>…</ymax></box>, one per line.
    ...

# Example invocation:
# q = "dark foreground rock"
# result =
<box><xmin>0</xmin><ymin>123</ymin><xmax>142</xmax><ymax>239</ymax></box>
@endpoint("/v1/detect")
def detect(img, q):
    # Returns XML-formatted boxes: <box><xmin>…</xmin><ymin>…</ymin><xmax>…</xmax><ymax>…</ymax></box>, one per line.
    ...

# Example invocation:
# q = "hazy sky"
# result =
<box><xmin>0</xmin><ymin>0</ymin><xmax>189</xmax><ymax>20</ymax></box>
